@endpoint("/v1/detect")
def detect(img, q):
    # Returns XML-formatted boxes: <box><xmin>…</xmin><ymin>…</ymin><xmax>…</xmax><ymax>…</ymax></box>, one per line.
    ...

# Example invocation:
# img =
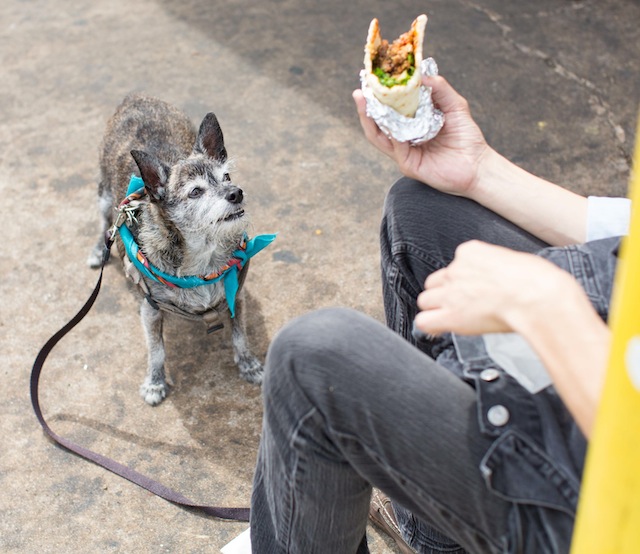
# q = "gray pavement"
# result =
<box><xmin>2</xmin><ymin>0</ymin><xmax>639</xmax><ymax>552</ymax></box>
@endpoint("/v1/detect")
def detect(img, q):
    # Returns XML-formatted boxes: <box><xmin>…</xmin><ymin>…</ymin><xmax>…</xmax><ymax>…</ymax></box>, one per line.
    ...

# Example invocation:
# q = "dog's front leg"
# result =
<box><xmin>139</xmin><ymin>300</ymin><xmax>168</xmax><ymax>405</ymax></box>
<box><xmin>230</xmin><ymin>292</ymin><xmax>263</xmax><ymax>385</ymax></box>
<box><xmin>87</xmin><ymin>185</ymin><xmax>115</xmax><ymax>269</ymax></box>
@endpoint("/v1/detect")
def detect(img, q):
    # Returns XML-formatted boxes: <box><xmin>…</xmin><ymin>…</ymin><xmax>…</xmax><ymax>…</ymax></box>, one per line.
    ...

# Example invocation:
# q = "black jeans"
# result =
<box><xmin>380</xmin><ymin>177</ymin><xmax>547</xmax><ymax>354</ymax></box>
<box><xmin>250</xmin><ymin>178</ymin><xmax>614</xmax><ymax>553</ymax></box>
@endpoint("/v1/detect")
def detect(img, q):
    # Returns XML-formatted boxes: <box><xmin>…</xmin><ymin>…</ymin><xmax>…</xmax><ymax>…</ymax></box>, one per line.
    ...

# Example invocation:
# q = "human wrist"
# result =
<box><xmin>503</xmin><ymin>267</ymin><xmax>590</xmax><ymax>339</ymax></box>
<box><xmin>466</xmin><ymin>146</ymin><xmax>508</xmax><ymax>203</ymax></box>
<box><xmin>502</xmin><ymin>271</ymin><xmax>609</xmax><ymax>436</ymax></box>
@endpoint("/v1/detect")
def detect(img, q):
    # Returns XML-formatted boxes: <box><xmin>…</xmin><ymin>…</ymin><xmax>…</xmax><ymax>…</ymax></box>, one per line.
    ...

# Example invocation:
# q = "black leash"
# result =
<box><xmin>30</xmin><ymin>237</ymin><xmax>250</xmax><ymax>522</ymax></box>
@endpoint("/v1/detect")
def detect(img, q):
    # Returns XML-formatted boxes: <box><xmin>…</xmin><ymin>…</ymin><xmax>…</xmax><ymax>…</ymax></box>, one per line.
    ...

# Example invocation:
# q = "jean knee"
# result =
<box><xmin>381</xmin><ymin>177</ymin><xmax>432</xmax><ymax>268</ymax></box>
<box><xmin>382</xmin><ymin>177</ymin><xmax>425</xmax><ymax>223</ymax></box>
<box><xmin>263</xmin><ymin>307</ymin><xmax>365</xmax><ymax>399</ymax></box>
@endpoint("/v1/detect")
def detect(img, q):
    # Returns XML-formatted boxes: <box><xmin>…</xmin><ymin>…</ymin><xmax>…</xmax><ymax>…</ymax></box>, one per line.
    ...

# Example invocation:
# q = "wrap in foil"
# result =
<box><xmin>360</xmin><ymin>58</ymin><xmax>444</xmax><ymax>145</ymax></box>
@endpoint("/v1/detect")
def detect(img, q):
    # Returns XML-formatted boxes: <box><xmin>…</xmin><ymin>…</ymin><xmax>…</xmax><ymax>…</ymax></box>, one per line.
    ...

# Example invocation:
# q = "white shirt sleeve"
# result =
<box><xmin>586</xmin><ymin>196</ymin><xmax>632</xmax><ymax>241</ymax></box>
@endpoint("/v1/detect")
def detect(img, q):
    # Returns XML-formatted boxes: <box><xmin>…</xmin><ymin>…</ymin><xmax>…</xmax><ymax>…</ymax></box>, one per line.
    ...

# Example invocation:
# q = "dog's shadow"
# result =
<box><xmin>160</xmin><ymin>289</ymin><xmax>269</xmax><ymax>475</ymax></box>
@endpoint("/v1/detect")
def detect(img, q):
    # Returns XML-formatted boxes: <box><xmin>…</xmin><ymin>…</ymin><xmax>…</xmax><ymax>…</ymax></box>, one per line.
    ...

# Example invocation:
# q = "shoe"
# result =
<box><xmin>368</xmin><ymin>489</ymin><xmax>417</xmax><ymax>554</ymax></box>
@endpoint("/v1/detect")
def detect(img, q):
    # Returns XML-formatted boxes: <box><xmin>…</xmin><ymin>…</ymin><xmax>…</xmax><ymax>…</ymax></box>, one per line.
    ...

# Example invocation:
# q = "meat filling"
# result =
<box><xmin>373</xmin><ymin>30</ymin><xmax>415</xmax><ymax>77</ymax></box>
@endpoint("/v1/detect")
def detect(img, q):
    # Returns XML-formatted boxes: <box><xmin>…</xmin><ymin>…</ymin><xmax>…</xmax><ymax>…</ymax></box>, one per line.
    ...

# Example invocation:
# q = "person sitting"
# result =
<box><xmin>249</xmin><ymin>75</ymin><xmax>631</xmax><ymax>553</ymax></box>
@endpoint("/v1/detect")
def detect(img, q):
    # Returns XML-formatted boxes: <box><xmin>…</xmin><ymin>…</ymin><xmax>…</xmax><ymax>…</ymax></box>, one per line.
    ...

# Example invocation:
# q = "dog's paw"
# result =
<box><xmin>87</xmin><ymin>245</ymin><xmax>103</xmax><ymax>269</ymax></box>
<box><xmin>237</xmin><ymin>356</ymin><xmax>264</xmax><ymax>385</ymax></box>
<box><xmin>139</xmin><ymin>380</ymin><xmax>167</xmax><ymax>406</ymax></box>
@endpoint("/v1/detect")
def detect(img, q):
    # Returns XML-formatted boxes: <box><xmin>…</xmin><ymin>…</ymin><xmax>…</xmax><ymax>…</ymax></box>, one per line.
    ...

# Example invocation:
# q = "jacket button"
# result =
<box><xmin>480</xmin><ymin>368</ymin><xmax>500</xmax><ymax>382</ymax></box>
<box><xmin>487</xmin><ymin>405</ymin><xmax>510</xmax><ymax>426</ymax></box>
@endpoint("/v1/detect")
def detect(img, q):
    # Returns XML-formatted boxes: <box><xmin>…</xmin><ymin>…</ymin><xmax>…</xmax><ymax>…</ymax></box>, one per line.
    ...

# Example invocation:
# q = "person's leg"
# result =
<box><xmin>380</xmin><ymin>177</ymin><xmax>549</xmax><ymax>347</ymax></box>
<box><xmin>250</xmin><ymin>308</ymin><xmax>512</xmax><ymax>554</ymax></box>
<box><xmin>377</xmin><ymin>178</ymin><xmax>549</xmax><ymax>552</ymax></box>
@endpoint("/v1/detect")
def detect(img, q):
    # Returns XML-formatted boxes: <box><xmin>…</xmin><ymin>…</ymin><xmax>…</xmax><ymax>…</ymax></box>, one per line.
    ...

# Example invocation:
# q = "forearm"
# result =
<box><xmin>505</xmin><ymin>274</ymin><xmax>610</xmax><ymax>438</ymax></box>
<box><xmin>467</xmin><ymin>148</ymin><xmax>588</xmax><ymax>246</ymax></box>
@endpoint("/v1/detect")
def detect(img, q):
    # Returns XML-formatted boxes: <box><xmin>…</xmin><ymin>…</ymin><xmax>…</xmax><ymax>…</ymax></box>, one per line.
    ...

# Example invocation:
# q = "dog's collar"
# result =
<box><xmin>115</xmin><ymin>175</ymin><xmax>276</xmax><ymax>318</ymax></box>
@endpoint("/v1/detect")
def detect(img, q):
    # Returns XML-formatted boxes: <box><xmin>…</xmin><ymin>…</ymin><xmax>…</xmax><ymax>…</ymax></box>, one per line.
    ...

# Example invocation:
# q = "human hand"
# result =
<box><xmin>415</xmin><ymin>240</ymin><xmax>610</xmax><ymax>437</ymax></box>
<box><xmin>414</xmin><ymin>240</ymin><xmax>578</xmax><ymax>336</ymax></box>
<box><xmin>353</xmin><ymin>75</ymin><xmax>489</xmax><ymax>197</ymax></box>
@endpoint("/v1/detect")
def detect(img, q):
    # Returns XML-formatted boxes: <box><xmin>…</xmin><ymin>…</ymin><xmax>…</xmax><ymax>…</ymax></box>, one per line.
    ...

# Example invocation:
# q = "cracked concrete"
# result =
<box><xmin>474</xmin><ymin>4</ymin><xmax>630</xmax><ymax>159</ymax></box>
<box><xmin>1</xmin><ymin>0</ymin><xmax>639</xmax><ymax>552</ymax></box>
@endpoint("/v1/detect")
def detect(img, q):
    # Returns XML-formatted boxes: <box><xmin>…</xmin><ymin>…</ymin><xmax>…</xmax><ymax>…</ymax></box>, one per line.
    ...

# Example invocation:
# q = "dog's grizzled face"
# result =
<box><xmin>131</xmin><ymin>112</ymin><xmax>249</xmax><ymax>245</ymax></box>
<box><xmin>163</xmin><ymin>155</ymin><xmax>248</xmax><ymax>243</ymax></box>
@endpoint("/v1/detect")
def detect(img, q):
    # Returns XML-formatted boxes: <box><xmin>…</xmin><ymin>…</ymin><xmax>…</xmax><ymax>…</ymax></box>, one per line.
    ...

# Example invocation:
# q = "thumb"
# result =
<box><xmin>423</xmin><ymin>75</ymin><xmax>469</xmax><ymax>115</ymax></box>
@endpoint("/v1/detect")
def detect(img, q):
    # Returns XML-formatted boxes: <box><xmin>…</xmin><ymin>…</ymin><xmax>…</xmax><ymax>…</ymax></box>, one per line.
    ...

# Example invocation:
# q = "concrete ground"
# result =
<box><xmin>1</xmin><ymin>0</ymin><xmax>639</xmax><ymax>552</ymax></box>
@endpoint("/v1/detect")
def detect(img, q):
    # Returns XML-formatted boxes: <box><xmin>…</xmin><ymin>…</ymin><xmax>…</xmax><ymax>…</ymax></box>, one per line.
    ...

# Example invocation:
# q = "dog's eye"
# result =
<box><xmin>188</xmin><ymin>187</ymin><xmax>204</xmax><ymax>199</ymax></box>
<box><xmin>223</xmin><ymin>173</ymin><xmax>231</xmax><ymax>182</ymax></box>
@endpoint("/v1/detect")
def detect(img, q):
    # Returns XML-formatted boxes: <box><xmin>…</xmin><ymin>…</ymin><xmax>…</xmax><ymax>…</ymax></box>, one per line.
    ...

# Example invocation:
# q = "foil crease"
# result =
<box><xmin>360</xmin><ymin>57</ymin><xmax>444</xmax><ymax>145</ymax></box>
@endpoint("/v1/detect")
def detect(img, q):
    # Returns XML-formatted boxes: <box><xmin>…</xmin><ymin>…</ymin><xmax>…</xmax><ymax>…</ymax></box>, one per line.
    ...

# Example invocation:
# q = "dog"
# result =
<box><xmin>87</xmin><ymin>94</ymin><xmax>271</xmax><ymax>406</ymax></box>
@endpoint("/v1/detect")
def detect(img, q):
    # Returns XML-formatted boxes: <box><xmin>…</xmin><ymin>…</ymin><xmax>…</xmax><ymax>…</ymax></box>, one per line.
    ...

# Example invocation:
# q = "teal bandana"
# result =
<box><xmin>117</xmin><ymin>175</ymin><xmax>276</xmax><ymax>318</ymax></box>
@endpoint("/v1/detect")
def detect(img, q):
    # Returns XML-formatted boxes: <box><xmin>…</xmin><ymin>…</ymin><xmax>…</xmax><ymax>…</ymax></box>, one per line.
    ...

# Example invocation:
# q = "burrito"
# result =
<box><xmin>363</xmin><ymin>14</ymin><xmax>428</xmax><ymax>118</ymax></box>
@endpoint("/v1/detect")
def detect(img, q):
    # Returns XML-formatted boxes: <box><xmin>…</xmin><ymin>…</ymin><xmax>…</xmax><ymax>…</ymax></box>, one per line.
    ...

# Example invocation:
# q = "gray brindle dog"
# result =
<box><xmin>87</xmin><ymin>94</ymin><xmax>264</xmax><ymax>405</ymax></box>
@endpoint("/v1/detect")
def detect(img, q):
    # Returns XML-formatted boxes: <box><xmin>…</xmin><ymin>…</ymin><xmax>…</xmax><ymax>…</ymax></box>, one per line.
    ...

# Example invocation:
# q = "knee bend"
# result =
<box><xmin>263</xmin><ymin>307</ymin><xmax>364</xmax><ymax>396</ymax></box>
<box><xmin>383</xmin><ymin>177</ymin><xmax>426</xmax><ymax>220</ymax></box>
<box><xmin>381</xmin><ymin>178</ymin><xmax>430</xmax><ymax>256</ymax></box>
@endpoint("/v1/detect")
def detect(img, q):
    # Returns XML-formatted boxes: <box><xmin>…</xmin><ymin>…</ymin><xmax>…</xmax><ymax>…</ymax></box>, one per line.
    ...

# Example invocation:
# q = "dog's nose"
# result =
<box><xmin>225</xmin><ymin>186</ymin><xmax>243</xmax><ymax>204</ymax></box>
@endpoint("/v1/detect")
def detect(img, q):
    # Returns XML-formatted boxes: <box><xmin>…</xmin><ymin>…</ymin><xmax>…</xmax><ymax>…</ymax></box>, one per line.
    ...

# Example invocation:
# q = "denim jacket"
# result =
<box><xmin>436</xmin><ymin>237</ymin><xmax>621</xmax><ymax>553</ymax></box>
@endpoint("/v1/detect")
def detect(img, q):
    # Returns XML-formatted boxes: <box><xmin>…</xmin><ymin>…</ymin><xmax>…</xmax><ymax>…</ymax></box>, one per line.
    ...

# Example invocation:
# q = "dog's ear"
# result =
<box><xmin>194</xmin><ymin>113</ymin><xmax>227</xmax><ymax>163</ymax></box>
<box><xmin>130</xmin><ymin>150</ymin><xmax>169</xmax><ymax>202</ymax></box>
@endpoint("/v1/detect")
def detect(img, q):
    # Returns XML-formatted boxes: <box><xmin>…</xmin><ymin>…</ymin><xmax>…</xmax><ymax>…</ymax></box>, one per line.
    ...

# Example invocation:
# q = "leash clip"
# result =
<box><xmin>107</xmin><ymin>211</ymin><xmax>126</xmax><ymax>240</ymax></box>
<box><xmin>102</xmin><ymin>209</ymin><xmax>130</xmax><ymax>265</ymax></box>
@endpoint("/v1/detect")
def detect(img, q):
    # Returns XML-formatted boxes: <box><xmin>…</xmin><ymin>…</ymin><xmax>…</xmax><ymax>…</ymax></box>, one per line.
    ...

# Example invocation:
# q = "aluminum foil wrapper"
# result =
<box><xmin>360</xmin><ymin>57</ymin><xmax>444</xmax><ymax>145</ymax></box>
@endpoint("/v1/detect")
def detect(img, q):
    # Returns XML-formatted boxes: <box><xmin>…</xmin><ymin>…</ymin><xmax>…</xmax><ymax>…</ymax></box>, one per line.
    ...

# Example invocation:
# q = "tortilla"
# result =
<box><xmin>363</xmin><ymin>14</ymin><xmax>428</xmax><ymax>118</ymax></box>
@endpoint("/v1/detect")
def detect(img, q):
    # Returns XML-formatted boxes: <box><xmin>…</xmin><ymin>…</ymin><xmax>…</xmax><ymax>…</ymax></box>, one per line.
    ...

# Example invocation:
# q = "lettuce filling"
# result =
<box><xmin>374</xmin><ymin>53</ymin><xmax>415</xmax><ymax>88</ymax></box>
